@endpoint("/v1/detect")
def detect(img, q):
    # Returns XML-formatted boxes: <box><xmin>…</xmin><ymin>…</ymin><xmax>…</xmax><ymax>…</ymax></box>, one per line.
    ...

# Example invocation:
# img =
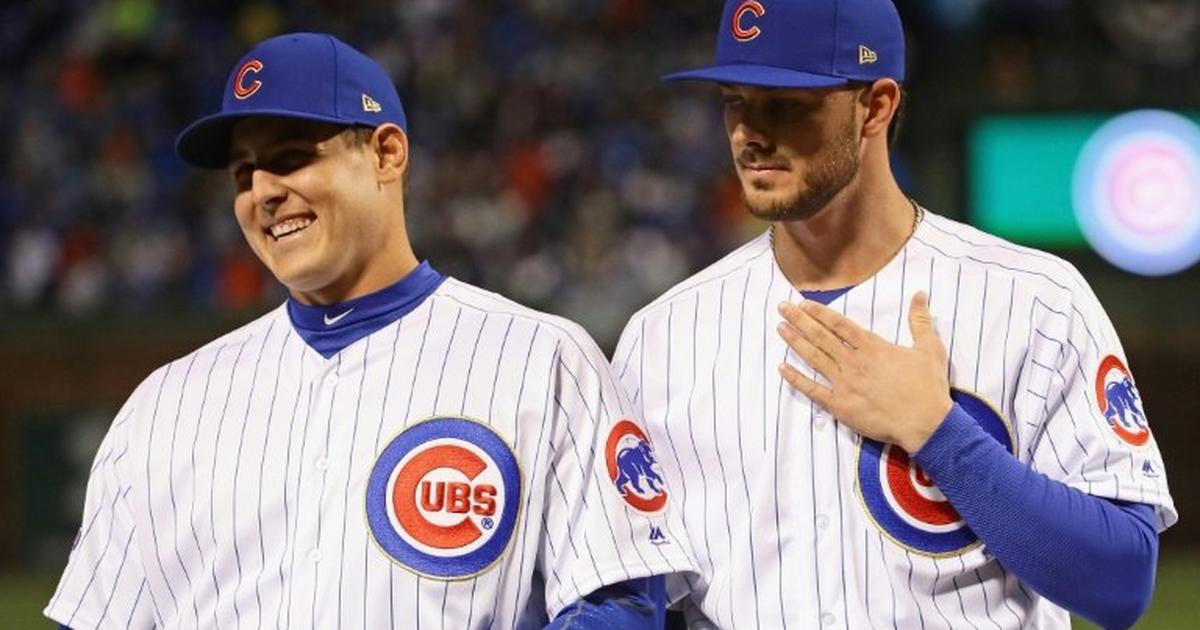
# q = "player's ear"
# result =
<box><xmin>370</xmin><ymin>123</ymin><xmax>408</xmax><ymax>184</ymax></box>
<box><xmin>860</xmin><ymin>78</ymin><xmax>901</xmax><ymax>141</ymax></box>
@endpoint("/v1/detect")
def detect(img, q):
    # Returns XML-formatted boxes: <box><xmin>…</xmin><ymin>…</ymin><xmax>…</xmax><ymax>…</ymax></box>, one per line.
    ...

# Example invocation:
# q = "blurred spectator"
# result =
<box><xmin>0</xmin><ymin>0</ymin><xmax>1195</xmax><ymax>347</ymax></box>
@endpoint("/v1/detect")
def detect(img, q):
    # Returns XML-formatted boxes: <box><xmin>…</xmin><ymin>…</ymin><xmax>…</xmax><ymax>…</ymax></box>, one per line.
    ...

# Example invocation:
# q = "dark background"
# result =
<box><xmin>0</xmin><ymin>0</ymin><xmax>1195</xmax><ymax>607</ymax></box>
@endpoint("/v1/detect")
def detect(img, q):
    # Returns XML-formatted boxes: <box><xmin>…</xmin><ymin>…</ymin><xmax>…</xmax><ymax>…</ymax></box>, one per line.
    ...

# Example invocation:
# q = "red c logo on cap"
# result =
<box><xmin>233</xmin><ymin>60</ymin><xmax>263</xmax><ymax>100</ymax></box>
<box><xmin>732</xmin><ymin>0</ymin><xmax>766</xmax><ymax>42</ymax></box>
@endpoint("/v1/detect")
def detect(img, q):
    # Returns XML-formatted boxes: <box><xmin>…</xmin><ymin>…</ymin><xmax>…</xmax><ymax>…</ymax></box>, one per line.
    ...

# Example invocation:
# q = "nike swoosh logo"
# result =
<box><xmin>324</xmin><ymin>308</ymin><xmax>354</xmax><ymax>326</ymax></box>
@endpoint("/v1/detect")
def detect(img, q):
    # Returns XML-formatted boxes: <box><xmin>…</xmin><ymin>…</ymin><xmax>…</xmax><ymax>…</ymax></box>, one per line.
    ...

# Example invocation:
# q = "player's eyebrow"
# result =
<box><xmin>228</xmin><ymin>120</ymin><xmax>343</xmax><ymax>165</ymax></box>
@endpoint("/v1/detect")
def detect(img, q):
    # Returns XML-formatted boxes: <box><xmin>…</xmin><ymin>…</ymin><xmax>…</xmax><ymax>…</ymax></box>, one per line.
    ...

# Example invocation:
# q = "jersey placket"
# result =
<box><xmin>288</xmin><ymin>355</ymin><xmax>343</xmax><ymax>624</ymax></box>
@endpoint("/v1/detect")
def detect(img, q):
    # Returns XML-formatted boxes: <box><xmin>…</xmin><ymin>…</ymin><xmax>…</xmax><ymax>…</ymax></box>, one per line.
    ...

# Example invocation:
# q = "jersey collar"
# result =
<box><xmin>286</xmin><ymin>261</ymin><xmax>445</xmax><ymax>358</ymax></box>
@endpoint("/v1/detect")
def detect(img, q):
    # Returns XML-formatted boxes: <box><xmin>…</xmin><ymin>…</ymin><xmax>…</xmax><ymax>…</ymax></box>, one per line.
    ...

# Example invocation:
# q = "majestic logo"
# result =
<box><xmin>362</xmin><ymin>94</ymin><xmax>382</xmax><ymax>113</ymax></box>
<box><xmin>648</xmin><ymin>526</ymin><xmax>668</xmax><ymax>545</ymax></box>
<box><xmin>233</xmin><ymin>59</ymin><xmax>264</xmax><ymax>100</ymax></box>
<box><xmin>606</xmin><ymin>420</ymin><xmax>668</xmax><ymax>513</ymax></box>
<box><xmin>857</xmin><ymin>390</ymin><xmax>1014</xmax><ymax>556</ymax></box>
<box><xmin>1142</xmin><ymin>460</ymin><xmax>1159</xmax><ymax>478</ymax></box>
<box><xmin>731</xmin><ymin>0</ymin><xmax>766</xmax><ymax>42</ymax></box>
<box><xmin>365</xmin><ymin>417</ymin><xmax>520</xmax><ymax>579</ymax></box>
<box><xmin>1095</xmin><ymin>355</ymin><xmax>1151</xmax><ymax>447</ymax></box>
<box><xmin>859</xmin><ymin>45</ymin><xmax>878</xmax><ymax>65</ymax></box>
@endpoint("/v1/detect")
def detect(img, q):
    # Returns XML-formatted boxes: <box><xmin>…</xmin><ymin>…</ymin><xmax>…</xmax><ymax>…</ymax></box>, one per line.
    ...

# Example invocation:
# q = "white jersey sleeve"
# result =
<box><xmin>611</xmin><ymin>319</ymin><xmax>699</xmax><ymax>608</ymax></box>
<box><xmin>1021</xmin><ymin>272</ymin><xmax>1177</xmax><ymax>530</ymax></box>
<box><xmin>44</xmin><ymin>375</ymin><xmax>161</xmax><ymax>629</ymax></box>
<box><xmin>538</xmin><ymin>322</ymin><xmax>696</xmax><ymax>618</ymax></box>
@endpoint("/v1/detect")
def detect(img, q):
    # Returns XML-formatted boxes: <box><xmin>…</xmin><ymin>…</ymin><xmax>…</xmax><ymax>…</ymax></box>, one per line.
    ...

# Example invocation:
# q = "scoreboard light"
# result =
<box><xmin>969</xmin><ymin>110</ymin><xmax>1200</xmax><ymax>276</ymax></box>
<box><xmin>1073</xmin><ymin>110</ymin><xmax>1200</xmax><ymax>276</ymax></box>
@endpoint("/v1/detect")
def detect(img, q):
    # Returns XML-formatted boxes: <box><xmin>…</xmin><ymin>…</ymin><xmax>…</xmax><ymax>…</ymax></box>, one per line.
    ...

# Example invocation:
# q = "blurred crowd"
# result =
<box><xmin>2</xmin><ymin>0</ymin><xmax>1196</xmax><ymax>347</ymax></box>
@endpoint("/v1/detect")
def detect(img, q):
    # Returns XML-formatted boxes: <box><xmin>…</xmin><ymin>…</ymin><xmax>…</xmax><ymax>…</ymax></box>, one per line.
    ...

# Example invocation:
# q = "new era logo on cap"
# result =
<box><xmin>362</xmin><ymin>94</ymin><xmax>382</xmax><ymax>113</ymax></box>
<box><xmin>859</xmin><ymin>45</ymin><xmax>877</xmax><ymax>65</ymax></box>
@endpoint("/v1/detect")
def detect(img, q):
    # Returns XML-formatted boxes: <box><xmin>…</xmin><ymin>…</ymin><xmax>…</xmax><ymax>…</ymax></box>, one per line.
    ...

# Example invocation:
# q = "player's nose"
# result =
<box><xmin>728</xmin><ymin>109</ymin><xmax>774</xmax><ymax>153</ymax></box>
<box><xmin>250</xmin><ymin>168</ymin><xmax>287</xmax><ymax>215</ymax></box>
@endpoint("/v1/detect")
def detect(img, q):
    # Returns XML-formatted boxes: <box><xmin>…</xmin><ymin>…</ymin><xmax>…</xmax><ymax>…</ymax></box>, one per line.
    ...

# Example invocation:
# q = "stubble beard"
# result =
<box><xmin>741</xmin><ymin>115</ymin><xmax>861</xmax><ymax>223</ymax></box>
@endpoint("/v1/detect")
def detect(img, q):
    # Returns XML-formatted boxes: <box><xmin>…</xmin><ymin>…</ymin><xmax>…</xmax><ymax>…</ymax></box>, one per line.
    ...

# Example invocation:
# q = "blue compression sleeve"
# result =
<box><xmin>544</xmin><ymin>576</ymin><xmax>665</xmax><ymax>630</ymax></box>
<box><xmin>914</xmin><ymin>404</ymin><xmax>1158</xmax><ymax>630</ymax></box>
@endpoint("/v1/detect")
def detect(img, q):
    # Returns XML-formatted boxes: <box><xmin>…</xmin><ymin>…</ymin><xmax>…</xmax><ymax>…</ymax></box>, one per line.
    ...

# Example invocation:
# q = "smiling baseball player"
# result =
<box><xmin>613</xmin><ymin>1</ymin><xmax>1177</xmax><ymax>629</ymax></box>
<box><xmin>44</xmin><ymin>32</ymin><xmax>693</xmax><ymax>630</ymax></box>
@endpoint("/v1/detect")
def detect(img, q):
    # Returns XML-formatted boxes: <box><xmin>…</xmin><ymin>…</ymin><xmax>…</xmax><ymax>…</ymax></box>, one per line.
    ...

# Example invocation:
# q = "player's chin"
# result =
<box><xmin>275</xmin><ymin>267</ymin><xmax>335</xmax><ymax>298</ymax></box>
<box><xmin>258</xmin><ymin>248</ymin><xmax>323</xmax><ymax>288</ymax></box>
<box><xmin>742</xmin><ymin>186</ymin><xmax>794</xmax><ymax>213</ymax></box>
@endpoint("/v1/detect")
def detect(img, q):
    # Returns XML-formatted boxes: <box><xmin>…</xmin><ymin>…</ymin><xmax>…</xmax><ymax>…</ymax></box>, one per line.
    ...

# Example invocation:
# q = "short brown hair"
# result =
<box><xmin>342</xmin><ymin>126</ymin><xmax>375</xmax><ymax>148</ymax></box>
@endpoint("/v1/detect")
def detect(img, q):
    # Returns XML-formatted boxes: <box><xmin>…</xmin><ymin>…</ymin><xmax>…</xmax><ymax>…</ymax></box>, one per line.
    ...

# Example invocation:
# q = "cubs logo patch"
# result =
<box><xmin>857</xmin><ymin>390</ymin><xmax>1014</xmax><ymax>557</ymax></box>
<box><xmin>365</xmin><ymin>417</ymin><xmax>520</xmax><ymax>579</ymax></box>
<box><xmin>233</xmin><ymin>59</ymin><xmax>263</xmax><ymax>100</ymax></box>
<box><xmin>1095</xmin><ymin>355</ymin><xmax>1151</xmax><ymax>447</ymax></box>
<box><xmin>606</xmin><ymin>419</ymin><xmax>668</xmax><ymax>513</ymax></box>
<box><xmin>731</xmin><ymin>0</ymin><xmax>766</xmax><ymax>42</ymax></box>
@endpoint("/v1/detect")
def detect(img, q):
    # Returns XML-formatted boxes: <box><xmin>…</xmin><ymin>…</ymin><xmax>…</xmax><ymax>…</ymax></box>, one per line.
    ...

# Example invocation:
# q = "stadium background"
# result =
<box><xmin>1</xmin><ymin>0</ymin><xmax>1196</xmax><ymax>627</ymax></box>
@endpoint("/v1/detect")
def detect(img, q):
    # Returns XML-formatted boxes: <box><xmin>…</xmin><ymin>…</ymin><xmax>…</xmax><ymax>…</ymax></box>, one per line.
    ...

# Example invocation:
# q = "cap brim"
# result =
<box><xmin>175</xmin><ymin>109</ymin><xmax>361</xmax><ymax>169</ymax></box>
<box><xmin>662</xmin><ymin>64</ymin><xmax>851</xmax><ymax>89</ymax></box>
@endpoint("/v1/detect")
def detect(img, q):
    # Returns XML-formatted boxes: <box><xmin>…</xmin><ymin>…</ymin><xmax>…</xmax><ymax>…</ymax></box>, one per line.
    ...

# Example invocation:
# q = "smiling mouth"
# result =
<box><xmin>267</xmin><ymin>216</ymin><xmax>315</xmax><ymax>240</ymax></box>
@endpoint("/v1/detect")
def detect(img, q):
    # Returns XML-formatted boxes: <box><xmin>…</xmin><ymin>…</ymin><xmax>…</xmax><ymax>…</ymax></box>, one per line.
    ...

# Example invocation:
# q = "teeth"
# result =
<box><xmin>269</xmin><ymin>217</ymin><xmax>314</xmax><ymax>239</ymax></box>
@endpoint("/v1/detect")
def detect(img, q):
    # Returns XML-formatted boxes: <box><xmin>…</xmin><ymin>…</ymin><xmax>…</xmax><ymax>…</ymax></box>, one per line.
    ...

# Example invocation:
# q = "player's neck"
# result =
<box><xmin>771</xmin><ymin>174</ymin><xmax>915</xmax><ymax>292</ymax></box>
<box><xmin>290</xmin><ymin>225</ymin><xmax>421</xmax><ymax>306</ymax></box>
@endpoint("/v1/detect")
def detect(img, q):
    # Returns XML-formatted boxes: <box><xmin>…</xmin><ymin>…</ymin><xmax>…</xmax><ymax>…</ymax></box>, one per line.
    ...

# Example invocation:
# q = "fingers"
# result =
<box><xmin>778</xmin><ymin>362</ymin><xmax>834</xmax><ymax>408</ymax></box>
<box><xmin>777</xmin><ymin>321</ymin><xmax>838</xmax><ymax>377</ymax></box>
<box><xmin>787</xmin><ymin>300</ymin><xmax>870</xmax><ymax>349</ymax></box>
<box><xmin>778</xmin><ymin>301</ymin><xmax>854</xmax><ymax>359</ymax></box>
<box><xmin>907</xmin><ymin>292</ymin><xmax>947</xmax><ymax>357</ymax></box>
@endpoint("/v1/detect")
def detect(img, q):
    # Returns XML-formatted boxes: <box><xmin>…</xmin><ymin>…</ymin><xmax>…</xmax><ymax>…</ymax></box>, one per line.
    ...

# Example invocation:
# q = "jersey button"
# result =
<box><xmin>815</xmin><ymin>514</ymin><xmax>829</xmax><ymax>530</ymax></box>
<box><xmin>308</xmin><ymin>549</ymin><xmax>322</xmax><ymax>563</ymax></box>
<box><xmin>324</xmin><ymin>374</ymin><xmax>338</xmax><ymax>388</ymax></box>
<box><xmin>820</xmin><ymin>612</ymin><xmax>836</xmax><ymax>626</ymax></box>
<box><xmin>315</xmin><ymin>457</ymin><xmax>329</xmax><ymax>472</ymax></box>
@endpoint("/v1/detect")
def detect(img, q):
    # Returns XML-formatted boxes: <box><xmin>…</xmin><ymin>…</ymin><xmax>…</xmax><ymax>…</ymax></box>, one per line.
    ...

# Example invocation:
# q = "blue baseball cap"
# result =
<box><xmin>176</xmin><ymin>32</ymin><xmax>407</xmax><ymax>169</ymax></box>
<box><xmin>664</xmin><ymin>0</ymin><xmax>905</xmax><ymax>88</ymax></box>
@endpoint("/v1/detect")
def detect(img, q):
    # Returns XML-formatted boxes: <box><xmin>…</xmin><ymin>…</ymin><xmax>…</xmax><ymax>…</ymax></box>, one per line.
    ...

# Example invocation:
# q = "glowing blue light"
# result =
<box><xmin>1072</xmin><ymin>110</ymin><xmax>1200</xmax><ymax>276</ymax></box>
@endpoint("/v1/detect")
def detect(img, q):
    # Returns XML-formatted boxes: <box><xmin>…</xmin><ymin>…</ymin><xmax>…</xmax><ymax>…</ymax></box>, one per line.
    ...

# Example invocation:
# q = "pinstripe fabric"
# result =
<box><xmin>47</xmin><ymin>278</ymin><xmax>695</xmax><ymax>629</ymax></box>
<box><xmin>613</xmin><ymin>211</ymin><xmax>1176</xmax><ymax>630</ymax></box>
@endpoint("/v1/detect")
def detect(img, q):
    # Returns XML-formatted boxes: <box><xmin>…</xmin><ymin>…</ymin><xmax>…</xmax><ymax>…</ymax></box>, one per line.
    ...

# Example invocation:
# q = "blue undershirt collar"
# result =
<box><xmin>801</xmin><ymin>287</ymin><xmax>852</xmax><ymax>305</ymax></box>
<box><xmin>286</xmin><ymin>261</ymin><xmax>445</xmax><ymax>359</ymax></box>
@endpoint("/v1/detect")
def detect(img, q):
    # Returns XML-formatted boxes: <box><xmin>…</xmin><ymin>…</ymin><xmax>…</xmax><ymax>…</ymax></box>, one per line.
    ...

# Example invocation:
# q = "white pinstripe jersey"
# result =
<box><xmin>46</xmin><ymin>277</ymin><xmax>695</xmax><ymax>630</ymax></box>
<box><xmin>613</xmin><ymin>211</ymin><xmax>1177</xmax><ymax>630</ymax></box>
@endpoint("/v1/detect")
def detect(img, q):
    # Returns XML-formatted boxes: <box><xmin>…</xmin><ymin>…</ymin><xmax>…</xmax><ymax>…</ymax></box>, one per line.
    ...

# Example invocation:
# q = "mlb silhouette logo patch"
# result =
<box><xmin>365</xmin><ymin>416</ymin><xmax>520</xmax><ymax>579</ymax></box>
<box><xmin>606</xmin><ymin>419</ymin><xmax>668</xmax><ymax>513</ymax></box>
<box><xmin>1095</xmin><ymin>355</ymin><xmax>1151</xmax><ymax>447</ymax></box>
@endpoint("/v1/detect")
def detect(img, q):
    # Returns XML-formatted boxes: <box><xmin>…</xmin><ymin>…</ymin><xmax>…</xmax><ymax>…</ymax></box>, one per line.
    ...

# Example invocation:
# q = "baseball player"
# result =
<box><xmin>45</xmin><ymin>32</ymin><xmax>694</xmax><ymax>630</ymax></box>
<box><xmin>613</xmin><ymin>1</ymin><xmax>1177</xmax><ymax>629</ymax></box>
